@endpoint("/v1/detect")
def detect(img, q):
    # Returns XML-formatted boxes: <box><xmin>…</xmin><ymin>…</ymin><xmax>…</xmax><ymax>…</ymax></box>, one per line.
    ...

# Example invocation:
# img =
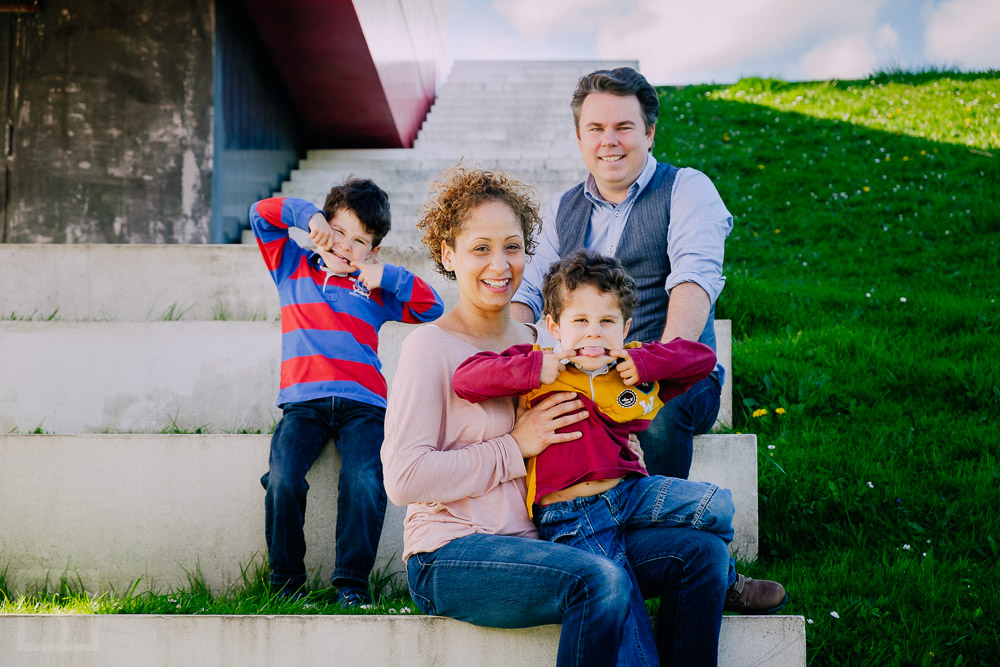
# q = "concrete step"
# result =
<box><xmin>0</xmin><ymin>614</ymin><xmax>805</xmax><ymax>666</ymax></box>
<box><xmin>0</xmin><ymin>318</ymin><xmax>731</xmax><ymax>434</ymax></box>
<box><xmin>0</xmin><ymin>432</ymin><xmax>757</xmax><ymax>594</ymax></box>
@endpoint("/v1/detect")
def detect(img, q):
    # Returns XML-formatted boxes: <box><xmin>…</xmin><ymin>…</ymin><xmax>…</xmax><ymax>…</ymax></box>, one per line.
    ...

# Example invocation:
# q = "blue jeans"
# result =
<box><xmin>406</xmin><ymin>524</ymin><xmax>730</xmax><ymax>666</ymax></box>
<box><xmin>535</xmin><ymin>476</ymin><xmax>735</xmax><ymax>666</ymax></box>
<box><xmin>638</xmin><ymin>371</ymin><xmax>723</xmax><ymax>481</ymax></box>
<box><xmin>261</xmin><ymin>397</ymin><xmax>387</xmax><ymax>594</ymax></box>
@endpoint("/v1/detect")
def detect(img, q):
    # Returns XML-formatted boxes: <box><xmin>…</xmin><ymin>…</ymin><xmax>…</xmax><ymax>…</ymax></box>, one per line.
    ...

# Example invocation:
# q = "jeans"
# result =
<box><xmin>406</xmin><ymin>525</ymin><xmax>730</xmax><ymax>666</ymax></box>
<box><xmin>261</xmin><ymin>397</ymin><xmax>387</xmax><ymax>594</ymax></box>
<box><xmin>535</xmin><ymin>476</ymin><xmax>735</xmax><ymax>666</ymax></box>
<box><xmin>638</xmin><ymin>372</ymin><xmax>723</xmax><ymax>481</ymax></box>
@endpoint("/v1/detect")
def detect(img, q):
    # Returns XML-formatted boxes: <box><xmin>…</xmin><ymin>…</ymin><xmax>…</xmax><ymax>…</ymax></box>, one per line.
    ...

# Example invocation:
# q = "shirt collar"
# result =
<box><xmin>583</xmin><ymin>153</ymin><xmax>658</xmax><ymax>206</ymax></box>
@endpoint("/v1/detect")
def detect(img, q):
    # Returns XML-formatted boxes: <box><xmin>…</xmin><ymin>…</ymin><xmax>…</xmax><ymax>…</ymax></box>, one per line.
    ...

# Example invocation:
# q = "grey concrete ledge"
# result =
<box><xmin>0</xmin><ymin>433</ymin><xmax>757</xmax><ymax>594</ymax></box>
<box><xmin>0</xmin><ymin>614</ymin><xmax>805</xmax><ymax>666</ymax></box>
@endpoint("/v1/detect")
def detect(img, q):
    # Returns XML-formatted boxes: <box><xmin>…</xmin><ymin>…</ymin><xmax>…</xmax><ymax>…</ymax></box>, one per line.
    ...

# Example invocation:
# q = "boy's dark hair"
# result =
<box><xmin>542</xmin><ymin>249</ymin><xmax>639</xmax><ymax>322</ymax></box>
<box><xmin>571</xmin><ymin>67</ymin><xmax>659</xmax><ymax>135</ymax></box>
<box><xmin>323</xmin><ymin>178</ymin><xmax>391</xmax><ymax>247</ymax></box>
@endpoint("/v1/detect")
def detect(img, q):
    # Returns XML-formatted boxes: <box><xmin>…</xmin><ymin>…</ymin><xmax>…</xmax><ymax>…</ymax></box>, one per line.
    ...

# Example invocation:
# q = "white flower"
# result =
<box><xmin>768</xmin><ymin>444</ymin><xmax>776</xmax><ymax>450</ymax></box>
<box><xmin>903</xmin><ymin>544</ymin><xmax>911</xmax><ymax>550</ymax></box>
<box><xmin>866</xmin><ymin>293</ymin><xmax>871</xmax><ymax>298</ymax></box>
<box><xmin>900</xmin><ymin>297</ymin><xmax>907</xmax><ymax>303</ymax></box>
<box><xmin>807</xmin><ymin>618</ymin><xmax>814</xmax><ymax>624</ymax></box>
<box><xmin>831</xmin><ymin>611</ymin><xmax>840</xmax><ymax>619</ymax></box>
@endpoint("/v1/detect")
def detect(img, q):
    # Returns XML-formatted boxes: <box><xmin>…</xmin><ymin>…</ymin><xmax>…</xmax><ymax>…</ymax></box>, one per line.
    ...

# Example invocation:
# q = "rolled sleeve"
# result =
<box><xmin>665</xmin><ymin>168</ymin><xmax>733</xmax><ymax>304</ymax></box>
<box><xmin>513</xmin><ymin>198</ymin><xmax>562</xmax><ymax>320</ymax></box>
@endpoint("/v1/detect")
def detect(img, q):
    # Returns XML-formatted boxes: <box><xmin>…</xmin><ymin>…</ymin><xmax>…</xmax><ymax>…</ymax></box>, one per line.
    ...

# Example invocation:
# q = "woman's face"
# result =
<box><xmin>441</xmin><ymin>200</ymin><xmax>527</xmax><ymax>313</ymax></box>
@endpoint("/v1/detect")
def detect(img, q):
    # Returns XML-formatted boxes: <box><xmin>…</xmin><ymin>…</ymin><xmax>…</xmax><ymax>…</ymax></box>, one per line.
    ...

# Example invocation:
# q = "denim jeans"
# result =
<box><xmin>638</xmin><ymin>371</ymin><xmax>723</xmax><ymax>481</ymax></box>
<box><xmin>261</xmin><ymin>397</ymin><xmax>387</xmax><ymax>595</ymax></box>
<box><xmin>534</xmin><ymin>475</ymin><xmax>735</xmax><ymax>666</ymax></box>
<box><xmin>406</xmin><ymin>524</ymin><xmax>730</xmax><ymax>666</ymax></box>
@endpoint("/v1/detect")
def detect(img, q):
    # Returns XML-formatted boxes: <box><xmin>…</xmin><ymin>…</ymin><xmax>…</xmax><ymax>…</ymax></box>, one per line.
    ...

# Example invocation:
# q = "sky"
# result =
<box><xmin>450</xmin><ymin>0</ymin><xmax>1000</xmax><ymax>85</ymax></box>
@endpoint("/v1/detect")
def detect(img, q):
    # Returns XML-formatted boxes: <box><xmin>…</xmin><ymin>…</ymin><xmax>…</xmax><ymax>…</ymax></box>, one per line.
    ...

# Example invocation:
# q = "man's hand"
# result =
<box><xmin>307</xmin><ymin>213</ymin><xmax>335</xmax><ymax>250</ymax></box>
<box><xmin>611</xmin><ymin>349</ymin><xmax>639</xmax><ymax>386</ymax></box>
<box><xmin>349</xmin><ymin>258</ymin><xmax>384</xmax><ymax>290</ymax></box>
<box><xmin>540</xmin><ymin>350</ymin><xmax>566</xmax><ymax>385</ymax></box>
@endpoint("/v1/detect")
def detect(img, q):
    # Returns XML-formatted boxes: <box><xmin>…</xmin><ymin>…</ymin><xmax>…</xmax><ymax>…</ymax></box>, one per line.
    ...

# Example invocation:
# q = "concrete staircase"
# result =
<box><xmin>0</xmin><ymin>61</ymin><xmax>805</xmax><ymax>666</ymax></box>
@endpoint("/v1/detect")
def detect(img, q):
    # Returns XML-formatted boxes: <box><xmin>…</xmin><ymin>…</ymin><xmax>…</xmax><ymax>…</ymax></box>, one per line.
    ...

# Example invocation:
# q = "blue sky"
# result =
<box><xmin>450</xmin><ymin>0</ymin><xmax>1000</xmax><ymax>85</ymax></box>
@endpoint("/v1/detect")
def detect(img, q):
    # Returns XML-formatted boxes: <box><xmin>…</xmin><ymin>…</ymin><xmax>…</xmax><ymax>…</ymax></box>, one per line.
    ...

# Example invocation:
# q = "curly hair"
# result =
<box><xmin>417</xmin><ymin>166</ymin><xmax>542</xmax><ymax>279</ymax></box>
<box><xmin>542</xmin><ymin>249</ymin><xmax>639</xmax><ymax>322</ymax></box>
<box><xmin>323</xmin><ymin>178</ymin><xmax>391</xmax><ymax>247</ymax></box>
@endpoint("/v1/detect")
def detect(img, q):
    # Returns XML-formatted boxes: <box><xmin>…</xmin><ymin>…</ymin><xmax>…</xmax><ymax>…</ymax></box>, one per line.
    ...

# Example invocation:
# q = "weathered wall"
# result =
<box><xmin>1</xmin><ymin>0</ymin><xmax>214</xmax><ymax>243</ymax></box>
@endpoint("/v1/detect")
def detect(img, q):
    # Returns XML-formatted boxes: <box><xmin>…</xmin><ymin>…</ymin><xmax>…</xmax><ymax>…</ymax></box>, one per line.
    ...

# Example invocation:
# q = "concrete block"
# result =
<box><xmin>0</xmin><ymin>432</ymin><xmax>756</xmax><ymax>594</ymax></box>
<box><xmin>0</xmin><ymin>614</ymin><xmax>805</xmax><ymax>666</ymax></box>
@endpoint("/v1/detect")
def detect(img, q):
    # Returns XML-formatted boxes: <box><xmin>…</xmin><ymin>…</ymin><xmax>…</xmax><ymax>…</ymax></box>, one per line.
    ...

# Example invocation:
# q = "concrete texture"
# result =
<box><xmin>0</xmin><ymin>614</ymin><xmax>806</xmax><ymax>666</ymax></box>
<box><xmin>1</xmin><ymin>0</ymin><xmax>214</xmax><ymax>243</ymax></box>
<box><xmin>0</xmin><ymin>433</ymin><xmax>757</xmax><ymax>594</ymax></box>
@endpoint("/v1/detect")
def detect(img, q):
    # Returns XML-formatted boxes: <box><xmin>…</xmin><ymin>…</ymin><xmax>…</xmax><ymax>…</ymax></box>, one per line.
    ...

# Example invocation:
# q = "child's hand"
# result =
<box><xmin>307</xmin><ymin>213</ymin><xmax>335</xmax><ymax>250</ymax></box>
<box><xmin>612</xmin><ymin>349</ymin><xmax>639</xmax><ymax>386</ymax></box>
<box><xmin>349</xmin><ymin>258</ymin><xmax>384</xmax><ymax>290</ymax></box>
<box><xmin>540</xmin><ymin>350</ymin><xmax>566</xmax><ymax>385</ymax></box>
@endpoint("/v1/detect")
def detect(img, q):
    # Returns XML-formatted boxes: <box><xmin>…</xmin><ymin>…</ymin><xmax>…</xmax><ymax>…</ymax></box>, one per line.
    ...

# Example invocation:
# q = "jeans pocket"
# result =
<box><xmin>406</xmin><ymin>554</ymin><xmax>437</xmax><ymax>616</ymax></box>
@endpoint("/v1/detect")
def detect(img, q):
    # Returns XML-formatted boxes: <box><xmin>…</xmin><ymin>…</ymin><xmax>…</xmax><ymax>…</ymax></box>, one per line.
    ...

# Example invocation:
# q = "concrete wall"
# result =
<box><xmin>0</xmin><ymin>615</ymin><xmax>807</xmax><ymax>666</ymax></box>
<box><xmin>0</xmin><ymin>0</ymin><xmax>215</xmax><ymax>243</ymax></box>
<box><xmin>0</xmin><ymin>433</ymin><xmax>756</xmax><ymax>594</ymax></box>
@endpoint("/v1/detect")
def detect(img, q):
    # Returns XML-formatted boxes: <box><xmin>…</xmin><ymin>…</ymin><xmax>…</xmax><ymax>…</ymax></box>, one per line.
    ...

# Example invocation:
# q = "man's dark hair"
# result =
<box><xmin>542</xmin><ymin>249</ymin><xmax>639</xmax><ymax>322</ymax></box>
<box><xmin>323</xmin><ymin>178</ymin><xmax>391</xmax><ymax>247</ymax></box>
<box><xmin>570</xmin><ymin>67</ymin><xmax>659</xmax><ymax>134</ymax></box>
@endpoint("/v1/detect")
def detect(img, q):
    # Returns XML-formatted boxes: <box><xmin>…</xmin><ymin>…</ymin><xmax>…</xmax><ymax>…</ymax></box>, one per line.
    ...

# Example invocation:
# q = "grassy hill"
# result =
<box><xmin>656</xmin><ymin>70</ymin><xmax>999</xmax><ymax>665</ymax></box>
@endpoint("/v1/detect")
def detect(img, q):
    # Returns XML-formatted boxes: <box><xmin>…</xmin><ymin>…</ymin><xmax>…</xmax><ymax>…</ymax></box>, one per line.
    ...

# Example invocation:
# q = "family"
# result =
<box><xmin>249</xmin><ymin>67</ymin><xmax>787</xmax><ymax>666</ymax></box>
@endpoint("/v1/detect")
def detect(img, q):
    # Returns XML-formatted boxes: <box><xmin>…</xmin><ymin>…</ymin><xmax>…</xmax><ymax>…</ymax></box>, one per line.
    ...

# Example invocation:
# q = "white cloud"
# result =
<box><xmin>791</xmin><ymin>36</ymin><xmax>878</xmax><ymax>81</ymax></box>
<box><xmin>923</xmin><ymin>0</ymin><xmax>1000</xmax><ymax>70</ymax></box>
<box><xmin>492</xmin><ymin>0</ymin><xmax>613</xmax><ymax>39</ymax></box>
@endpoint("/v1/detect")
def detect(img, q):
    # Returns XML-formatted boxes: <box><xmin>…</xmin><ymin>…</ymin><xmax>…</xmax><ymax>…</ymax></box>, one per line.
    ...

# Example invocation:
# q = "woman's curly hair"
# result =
<box><xmin>418</xmin><ymin>166</ymin><xmax>543</xmax><ymax>280</ymax></box>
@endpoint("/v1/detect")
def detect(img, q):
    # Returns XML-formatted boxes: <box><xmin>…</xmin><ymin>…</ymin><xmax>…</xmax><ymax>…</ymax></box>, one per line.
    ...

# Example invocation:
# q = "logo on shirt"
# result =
<box><xmin>617</xmin><ymin>389</ymin><xmax>638</xmax><ymax>408</ymax></box>
<box><xmin>350</xmin><ymin>278</ymin><xmax>371</xmax><ymax>301</ymax></box>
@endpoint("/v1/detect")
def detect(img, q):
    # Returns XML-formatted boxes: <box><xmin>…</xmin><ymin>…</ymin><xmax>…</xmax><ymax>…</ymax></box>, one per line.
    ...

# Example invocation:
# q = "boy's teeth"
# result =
<box><xmin>483</xmin><ymin>279</ymin><xmax>508</xmax><ymax>287</ymax></box>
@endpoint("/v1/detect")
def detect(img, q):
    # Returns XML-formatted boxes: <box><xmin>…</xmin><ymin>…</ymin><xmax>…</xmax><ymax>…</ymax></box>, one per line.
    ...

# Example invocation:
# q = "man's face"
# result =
<box><xmin>315</xmin><ymin>208</ymin><xmax>378</xmax><ymax>273</ymax></box>
<box><xmin>546</xmin><ymin>283</ymin><xmax>631</xmax><ymax>371</ymax></box>
<box><xmin>576</xmin><ymin>92</ymin><xmax>655</xmax><ymax>205</ymax></box>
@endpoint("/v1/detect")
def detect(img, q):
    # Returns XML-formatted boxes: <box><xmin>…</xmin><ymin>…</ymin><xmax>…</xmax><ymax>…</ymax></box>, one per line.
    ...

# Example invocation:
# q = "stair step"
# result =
<box><xmin>0</xmin><ymin>614</ymin><xmax>804</xmax><ymax>666</ymax></box>
<box><xmin>0</xmin><ymin>317</ymin><xmax>731</xmax><ymax>434</ymax></box>
<box><xmin>0</xmin><ymin>432</ymin><xmax>757</xmax><ymax>593</ymax></box>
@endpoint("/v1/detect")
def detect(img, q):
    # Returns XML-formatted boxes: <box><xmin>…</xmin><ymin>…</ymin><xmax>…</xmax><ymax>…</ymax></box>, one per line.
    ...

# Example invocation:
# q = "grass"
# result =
<box><xmin>0</xmin><ymin>560</ymin><xmax>415</xmax><ymax>616</ymax></box>
<box><xmin>655</xmin><ymin>68</ymin><xmax>999</xmax><ymax>665</ymax></box>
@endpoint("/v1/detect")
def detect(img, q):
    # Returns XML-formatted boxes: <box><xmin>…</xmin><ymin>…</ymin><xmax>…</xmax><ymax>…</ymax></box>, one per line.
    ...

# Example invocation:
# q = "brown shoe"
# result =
<box><xmin>723</xmin><ymin>573</ymin><xmax>788</xmax><ymax>614</ymax></box>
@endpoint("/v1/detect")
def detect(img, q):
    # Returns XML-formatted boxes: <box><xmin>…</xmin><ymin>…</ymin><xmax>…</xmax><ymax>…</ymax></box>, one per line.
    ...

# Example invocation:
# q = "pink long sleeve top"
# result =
<box><xmin>382</xmin><ymin>324</ymin><xmax>538</xmax><ymax>561</ymax></box>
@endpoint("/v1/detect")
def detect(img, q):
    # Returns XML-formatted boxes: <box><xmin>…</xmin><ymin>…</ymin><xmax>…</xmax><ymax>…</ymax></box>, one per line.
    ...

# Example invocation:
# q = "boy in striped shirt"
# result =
<box><xmin>251</xmin><ymin>179</ymin><xmax>444</xmax><ymax>605</ymax></box>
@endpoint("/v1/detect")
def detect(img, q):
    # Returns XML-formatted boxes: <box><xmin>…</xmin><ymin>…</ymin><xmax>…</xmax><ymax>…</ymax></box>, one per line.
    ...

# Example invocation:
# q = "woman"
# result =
<box><xmin>382</xmin><ymin>167</ymin><xmax>730</xmax><ymax>666</ymax></box>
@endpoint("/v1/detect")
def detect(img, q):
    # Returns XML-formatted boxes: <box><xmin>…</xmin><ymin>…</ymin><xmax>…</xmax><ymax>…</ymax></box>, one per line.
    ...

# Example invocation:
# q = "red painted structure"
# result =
<box><xmin>241</xmin><ymin>0</ymin><xmax>446</xmax><ymax>148</ymax></box>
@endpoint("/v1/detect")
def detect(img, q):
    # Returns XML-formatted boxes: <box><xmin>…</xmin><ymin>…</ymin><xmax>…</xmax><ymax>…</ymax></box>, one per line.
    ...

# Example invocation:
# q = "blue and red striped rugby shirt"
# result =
<box><xmin>250</xmin><ymin>197</ymin><xmax>444</xmax><ymax>409</ymax></box>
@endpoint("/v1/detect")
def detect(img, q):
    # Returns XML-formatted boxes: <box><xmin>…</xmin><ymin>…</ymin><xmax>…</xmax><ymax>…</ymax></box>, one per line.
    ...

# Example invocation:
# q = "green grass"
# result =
<box><xmin>655</xmin><ymin>69</ymin><xmax>999</xmax><ymax>665</ymax></box>
<box><xmin>0</xmin><ymin>560</ymin><xmax>416</xmax><ymax>616</ymax></box>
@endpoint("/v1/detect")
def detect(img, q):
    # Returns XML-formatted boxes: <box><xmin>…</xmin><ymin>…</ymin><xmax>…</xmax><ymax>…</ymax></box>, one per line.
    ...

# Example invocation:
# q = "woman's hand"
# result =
<box><xmin>510</xmin><ymin>392</ymin><xmax>587</xmax><ymax>458</ymax></box>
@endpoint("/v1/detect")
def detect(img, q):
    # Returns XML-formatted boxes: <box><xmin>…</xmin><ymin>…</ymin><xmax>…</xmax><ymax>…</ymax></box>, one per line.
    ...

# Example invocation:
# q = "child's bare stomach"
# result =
<box><xmin>539</xmin><ymin>477</ymin><xmax>624</xmax><ymax>506</ymax></box>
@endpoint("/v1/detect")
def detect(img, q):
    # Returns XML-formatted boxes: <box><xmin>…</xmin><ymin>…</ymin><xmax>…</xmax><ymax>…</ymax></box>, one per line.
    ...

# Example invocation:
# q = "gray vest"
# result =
<box><xmin>555</xmin><ymin>163</ymin><xmax>717</xmax><ymax>350</ymax></box>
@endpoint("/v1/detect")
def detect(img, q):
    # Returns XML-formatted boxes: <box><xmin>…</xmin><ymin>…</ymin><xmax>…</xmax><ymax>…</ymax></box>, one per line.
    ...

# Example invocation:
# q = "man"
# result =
<box><xmin>511</xmin><ymin>67</ymin><xmax>786</xmax><ymax>615</ymax></box>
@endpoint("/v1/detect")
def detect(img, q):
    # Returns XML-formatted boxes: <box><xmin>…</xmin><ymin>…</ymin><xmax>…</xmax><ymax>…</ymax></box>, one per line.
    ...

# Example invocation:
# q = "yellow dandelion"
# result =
<box><xmin>896</xmin><ymin>108</ymin><xmax>902</xmax><ymax>114</ymax></box>
<box><xmin>863</xmin><ymin>186</ymin><xmax>870</xmax><ymax>192</ymax></box>
<box><xmin>776</xmin><ymin>407</ymin><xmax>786</xmax><ymax>415</ymax></box>
<box><xmin>903</xmin><ymin>156</ymin><xmax>909</xmax><ymax>161</ymax></box>
<box><xmin>920</xmin><ymin>150</ymin><xmax>927</xmax><ymax>156</ymax></box>
<box><xmin>752</xmin><ymin>408</ymin><xmax>768</xmax><ymax>418</ymax></box>
<box><xmin>885</xmin><ymin>156</ymin><xmax>890</xmax><ymax>161</ymax></box>
<box><xmin>965</xmin><ymin>117</ymin><xmax>972</xmax><ymax>123</ymax></box>
<box><xmin>887</xmin><ymin>113</ymin><xmax>893</xmax><ymax>119</ymax></box>
<box><xmin>758</xmin><ymin>164</ymin><xmax>765</xmax><ymax>170</ymax></box>
<box><xmin>723</xmin><ymin>133</ymin><xmax>730</xmax><ymax>142</ymax></box>
<box><xmin>774</xmin><ymin>229</ymin><xmax>781</xmax><ymax>234</ymax></box>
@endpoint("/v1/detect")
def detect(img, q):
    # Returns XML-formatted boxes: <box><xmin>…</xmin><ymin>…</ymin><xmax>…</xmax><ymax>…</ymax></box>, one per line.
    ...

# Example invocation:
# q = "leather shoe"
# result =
<box><xmin>723</xmin><ymin>573</ymin><xmax>788</xmax><ymax>614</ymax></box>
